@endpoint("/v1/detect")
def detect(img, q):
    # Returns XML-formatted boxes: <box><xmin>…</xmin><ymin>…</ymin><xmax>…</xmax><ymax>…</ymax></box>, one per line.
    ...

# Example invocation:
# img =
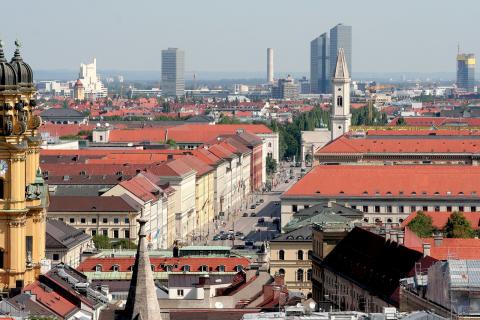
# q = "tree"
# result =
<box><xmin>93</xmin><ymin>235</ymin><xmax>112</xmax><ymax>249</ymax></box>
<box><xmin>113</xmin><ymin>239</ymin><xmax>137</xmax><ymax>250</ymax></box>
<box><xmin>266</xmin><ymin>156</ymin><xmax>277</xmax><ymax>176</ymax></box>
<box><xmin>445</xmin><ymin>211</ymin><xmax>475</xmax><ymax>238</ymax></box>
<box><xmin>166</xmin><ymin>139</ymin><xmax>177</xmax><ymax>149</ymax></box>
<box><xmin>407</xmin><ymin>211</ymin><xmax>435</xmax><ymax>238</ymax></box>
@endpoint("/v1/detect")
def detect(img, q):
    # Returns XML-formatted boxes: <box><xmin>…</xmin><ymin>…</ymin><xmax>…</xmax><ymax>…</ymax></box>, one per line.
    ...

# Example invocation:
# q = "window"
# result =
<box><xmin>0</xmin><ymin>179</ymin><xmax>4</xmax><ymax>199</ymax></box>
<box><xmin>447</xmin><ymin>206</ymin><xmax>452</xmax><ymax>212</ymax></box>
<box><xmin>351</xmin><ymin>205</ymin><xmax>356</xmax><ymax>210</ymax></box>
<box><xmin>184</xmin><ymin>265</ymin><xmax>190</xmax><ymax>272</ymax></box>
<box><xmin>92</xmin><ymin>218</ymin><xmax>97</xmax><ymax>224</ymax></box>
<box><xmin>102</xmin><ymin>218</ymin><xmax>108</xmax><ymax>224</ymax></box>
<box><xmin>69</xmin><ymin>218</ymin><xmax>75</xmax><ymax>224</ymax></box>
<box><xmin>307</xmin><ymin>269</ymin><xmax>312</xmax><ymax>281</ymax></box>
<box><xmin>297</xmin><ymin>269</ymin><xmax>304</xmax><ymax>282</ymax></box>
<box><xmin>165</xmin><ymin>265</ymin><xmax>172</xmax><ymax>272</ymax></box>
<box><xmin>434</xmin><ymin>206</ymin><xmax>440</xmax><ymax>212</ymax></box>
<box><xmin>218</xmin><ymin>265</ymin><xmax>225</xmax><ymax>272</ymax></box>
<box><xmin>95</xmin><ymin>264</ymin><xmax>102</xmax><ymax>272</ymax></box>
<box><xmin>200</xmin><ymin>265</ymin><xmax>208</xmax><ymax>272</ymax></box>
<box><xmin>374</xmin><ymin>206</ymin><xmax>380</xmax><ymax>213</ymax></box>
<box><xmin>292</xmin><ymin>205</ymin><xmax>298</xmax><ymax>213</ymax></box>
<box><xmin>113</xmin><ymin>265</ymin><xmax>119</xmax><ymax>272</ymax></box>
<box><xmin>177</xmin><ymin>289</ymin><xmax>184</xmax><ymax>297</ymax></box>
<box><xmin>59</xmin><ymin>218</ymin><xmax>64</xmax><ymax>222</ymax></box>
<box><xmin>151</xmin><ymin>265</ymin><xmax>155</xmax><ymax>272</ymax></box>
<box><xmin>279</xmin><ymin>250</ymin><xmax>285</xmax><ymax>260</ymax></box>
<box><xmin>304</xmin><ymin>205</ymin><xmax>310</xmax><ymax>209</ymax></box>
<box><xmin>124</xmin><ymin>217</ymin><xmax>130</xmax><ymax>224</ymax></box>
<box><xmin>0</xmin><ymin>250</ymin><xmax>4</xmax><ymax>269</ymax></box>
<box><xmin>337</xmin><ymin>95</ymin><xmax>343</xmax><ymax>107</ymax></box>
<box><xmin>387</xmin><ymin>206</ymin><xmax>392</xmax><ymax>213</ymax></box>
<box><xmin>124</xmin><ymin>230</ymin><xmax>130</xmax><ymax>239</ymax></box>
<box><xmin>91</xmin><ymin>230</ymin><xmax>97</xmax><ymax>236</ymax></box>
<box><xmin>423</xmin><ymin>206</ymin><xmax>428</xmax><ymax>212</ymax></box>
<box><xmin>113</xmin><ymin>218</ymin><xmax>119</xmax><ymax>224</ymax></box>
<box><xmin>81</xmin><ymin>218</ymin><xmax>86</xmax><ymax>224</ymax></box>
<box><xmin>459</xmin><ymin>206</ymin><xmax>464</xmax><ymax>212</ymax></box>
<box><xmin>410</xmin><ymin>206</ymin><xmax>416</xmax><ymax>212</ymax></box>
<box><xmin>102</xmin><ymin>229</ymin><xmax>108</xmax><ymax>237</ymax></box>
<box><xmin>297</xmin><ymin>250</ymin><xmax>304</xmax><ymax>260</ymax></box>
<box><xmin>113</xmin><ymin>230</ymin><xmax>119</xmax><ymax>239</ymax></box>
<box><xmin>235</xmin><ymin>265</ymin><xmax>243</xmax><ymax>272</ymax></box>
<box><xmin>399</xmin><ymin>206</ymin><xmax>404</xmax><ymax>213</ymax></box>
<box><xmin>472</xmin><ymin>206</ymin><xmax>477</xmax><ymax>212</ymax></box>
<box><xmin>278</xmin><ymin>268</ymin><xmax>285</xmax><ymax>275</ymax></box>
<box><xmin>363</xmin><ymin>206</ymin><xmax>368</xmax><ymax>212</ymax></box>
<box><xmin>52</xmin><ymin>254</ymin><xmax>59</xmax><ymax>261</ymax></box>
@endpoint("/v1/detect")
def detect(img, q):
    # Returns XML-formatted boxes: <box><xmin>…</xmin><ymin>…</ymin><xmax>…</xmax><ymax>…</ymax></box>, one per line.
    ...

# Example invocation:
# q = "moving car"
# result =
<box><xmin>250</xmin><ymin>212</ymin><xmax>257</xmax><ymax>217</ymax></box>
<box><xmin>258</xmin><ymin>217</ymin><xmax>265</xmax><ymax>224</ymax></box>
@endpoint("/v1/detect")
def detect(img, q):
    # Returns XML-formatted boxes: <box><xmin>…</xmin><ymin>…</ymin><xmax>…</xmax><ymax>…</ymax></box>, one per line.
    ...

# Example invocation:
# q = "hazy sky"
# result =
<box><xmin>0</xmin><ymin>0</ymin><xmax>478</xmax><ymax>74</ymax></box>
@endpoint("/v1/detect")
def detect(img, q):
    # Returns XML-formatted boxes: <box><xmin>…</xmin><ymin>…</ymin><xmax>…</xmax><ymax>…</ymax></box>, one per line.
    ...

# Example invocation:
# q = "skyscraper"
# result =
<box><xmin>267</xmin><ymin>48</ymin><xmax>274</xmax><ymax>84</ymax></box>
<box><xmin>457</xmin><ymin>53</ymin><xmax>475</xmax><ymax>92</ymax></box>
<box><xmin>161</xmin><ymin>48</ymin><xmax>185</xmax><ymax>97</ymax></box>
<box><xmin>329</xmin><ymin>24</ymin><xmax>352</xmax><ymax>81</ymax></box>
<box><xmin>310</xmin><ymin>33</ymin><xmax>329</xmax><ymax>93</ymax></box>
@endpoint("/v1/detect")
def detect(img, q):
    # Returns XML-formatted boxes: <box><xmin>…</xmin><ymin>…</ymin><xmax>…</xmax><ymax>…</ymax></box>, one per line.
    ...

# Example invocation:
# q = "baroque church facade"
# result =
<box><xmin>0</xmin><ymin>41</ymin><xmax>47</xmax><ymax>294</ymax></box>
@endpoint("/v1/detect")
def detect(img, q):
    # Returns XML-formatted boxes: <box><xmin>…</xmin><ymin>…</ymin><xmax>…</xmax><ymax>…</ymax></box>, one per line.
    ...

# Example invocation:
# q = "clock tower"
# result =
<box><xmin>330</xmin><ymin>48</ymin><xmax>351</xmax><ymax>141</ymax></box>
<box><xmin>0</xmin><ymin>40</ymin><xmax>46</xmax><ymax>295</ymax></box>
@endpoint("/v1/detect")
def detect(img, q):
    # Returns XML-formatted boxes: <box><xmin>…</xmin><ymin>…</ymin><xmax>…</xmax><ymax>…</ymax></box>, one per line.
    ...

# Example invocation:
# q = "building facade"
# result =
<box><xmin>457</xmin><ymin>53</ymin><xmax>475</xmax><ymax>92</ymax></box>
<box><xmin>310</xmin><ymin>33</ymin><xmax>329</xmax><ymax>94</ymax></box>
<box><xmin>0</xmin><ymin>42</ymin><xmax>47</xmax><ymax>294</ymax></box>
<box><xmin>78</xmin><ymin>58</ymin><xmax>108</xmax><ymax>99</ymax></box>
<box><xmin>272</xmin><ymin>75</ymin><xmax>299</xmax><ymax>100</ymax></box>
<box><xmin>330</xmin><ymin>48</ymin><xmax>351</xmax><ymax>141</ymax></box>
<box><xmin>329</xmin><ymin>24</ymin><xmax>352</xmax><ymax>80</ymax></box>
<box><xmin>162</xmin><ymin>48</ymin><xmax>185</xmax><ymax>97</ymax></box>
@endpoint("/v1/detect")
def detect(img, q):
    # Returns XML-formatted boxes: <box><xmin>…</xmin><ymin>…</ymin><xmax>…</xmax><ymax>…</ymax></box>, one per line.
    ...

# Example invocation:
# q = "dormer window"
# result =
<box><xmin>95</xmin><ymin>264</ymin><xmax>102</xmax><ymax>272</ymax></box>
<box><xmin>184</xmin><ymin>265</ymin><xmax>190</xmax><ymax>272</ymax></box>
<box><xmin>151</xmin><ymin>265</ymin><xmax>155</xmax><ymax>272</ymax></box>
<box><xmin>165</xmin><ymin>265</ymin><xmax>172</xmax><ymax>272</ymax></box>
<box><xmin>200</xmin><ymin>265</ymin><xmax>208</xmax><ymax>272</ymax></box>
<box><xmin>235</xmin><ymin>265</ymin><xmax>243</xmax><ymax>272</ymax></box>
<box><xmin>218</xmin><ymin>265</ymin><xmax>225</xmax><ymax>272</ymax></box>
<box><xmin>112</xmin><ymin>264</ymin><xmax>119</xmax><ymax>272</ymax></box>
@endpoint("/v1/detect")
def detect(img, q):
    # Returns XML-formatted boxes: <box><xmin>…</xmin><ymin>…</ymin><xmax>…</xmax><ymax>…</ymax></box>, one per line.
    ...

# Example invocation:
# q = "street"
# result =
<box><xmin>203</xmin><ymin>162</ymin><xmax>309</xmax><ymax>247</ymax></box>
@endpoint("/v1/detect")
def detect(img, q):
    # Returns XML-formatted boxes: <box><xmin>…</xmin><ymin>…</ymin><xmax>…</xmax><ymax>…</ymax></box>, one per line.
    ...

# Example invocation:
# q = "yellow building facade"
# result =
<box><xmin>0</xmin><ymin>41</ymin><xmax>46</xmax><ymax>294</ymax></box>
<box><xmin>195</xmin><ymin>170</ymin><xmax>215</xmax><ymax>241</ymax></box>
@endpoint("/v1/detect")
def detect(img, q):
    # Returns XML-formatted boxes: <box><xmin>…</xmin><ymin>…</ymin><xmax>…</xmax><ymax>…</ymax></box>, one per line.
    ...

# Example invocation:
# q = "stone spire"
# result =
<box><xmin>123</xmin><ymin>218</ymin><xmax>161</xmax><ymax>320</ymax></box>
<box><xmin>333</xmin><ymin>48</ymin><xmax>350</xmax><ymax>80</ymax></box>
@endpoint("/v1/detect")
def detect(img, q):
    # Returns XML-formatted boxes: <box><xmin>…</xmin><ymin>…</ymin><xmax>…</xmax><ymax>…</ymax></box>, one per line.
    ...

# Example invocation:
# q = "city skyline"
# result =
<box><xmin>1</xmin><ymin>0</ymin><xmax>479</xmax><ymax>74</ymax></box>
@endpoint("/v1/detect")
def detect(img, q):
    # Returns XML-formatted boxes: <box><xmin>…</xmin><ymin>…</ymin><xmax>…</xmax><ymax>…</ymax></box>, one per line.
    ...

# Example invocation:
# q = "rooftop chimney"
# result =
<box><xmin>422</xmin><ymin>243</ymin><xmax>431</xmax><ymax>257</ymax></box>
<box><xmin>397</xmin><ymin>232</ymin><xmax>405</xmax><ymax>245</ymax></box>
<box><xmin>433</xmin><ymin>233</ymin><xmax>443</xmax><ymax>246</ymax></box>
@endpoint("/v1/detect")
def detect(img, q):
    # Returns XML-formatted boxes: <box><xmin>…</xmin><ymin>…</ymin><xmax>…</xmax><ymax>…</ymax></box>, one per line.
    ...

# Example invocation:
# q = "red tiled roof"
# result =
<box><xmin>283</xmin><ymin>165</ymin><xmax>480</xmax><ymax>197</ymax></box>
<box><xmin>389</xmin><ymin>117</ymin><xmax>480</xmax><ymax>127</ymax></box>
<box><xmin>23</xmin><ymin>282</ymin><xmax>78</xmax><ymax>318</ymax></box>
<box><xmin>119</xmin><ymin>173</ymin><xmax>163</xmax><ymax>202</ymax></box>
<box><xmin>404</xmin><ymin>227</ymin><xmax>480</xmax><ymax>260</ymax></box>
<box><xmin>317</xmin><ymin>135</ymin><xmax>480</xmax><ymax>154</ymax></box>
<box><xmin>77</xmin><ymin>257</ymin><xmax>250</xmax><ymax>273</ymax></box>
<box><xmin>364</xmin><ymin>129</ymin><xmax>480</xmax><ymax>136</ymax></box>
<box><xmin>401</xmin><ymin>211</ymin><xmax>480</xmax><ymax>230</ymax></box>
<box><xmin>49</xmin><ymin>196</ymin><xmax>137</xmax><ymax>212</ymax></box>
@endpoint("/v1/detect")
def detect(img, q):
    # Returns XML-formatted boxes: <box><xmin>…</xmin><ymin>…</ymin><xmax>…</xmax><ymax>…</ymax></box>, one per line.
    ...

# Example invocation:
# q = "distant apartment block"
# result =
<box><xmin>162</xmin><ymin>48</ymin><xmax>185</xmax><ymax>97</ymax></box>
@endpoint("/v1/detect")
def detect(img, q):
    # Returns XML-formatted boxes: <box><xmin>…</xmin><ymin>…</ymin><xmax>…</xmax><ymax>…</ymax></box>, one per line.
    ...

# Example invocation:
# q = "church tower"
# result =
<box><xmin>330</xmin><ymin>48</ymin><xmax>351</xmax><ymax>141</ymax></box>
<box><xmin>0</xmin><ymin>40</ymin><xmax>47</xmax><ymax>295</ymax></box>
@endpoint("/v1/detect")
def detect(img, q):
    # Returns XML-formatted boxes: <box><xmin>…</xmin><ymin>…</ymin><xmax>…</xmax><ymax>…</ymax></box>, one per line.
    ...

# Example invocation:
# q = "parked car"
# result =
<box><xmin>242</xmin><ymin>212</ymin><xmax>248</xmax><ymax>217</ymax></box>
<box><xmin>219</xmin><ymin>230</ymin><xmax>225</xmax><ymax>235</ymax></box>
<box><xmin>220</xmin><ymin>234</ymin><xmax>228</xmax><ymax>240</ymax></box>
<box><xmin>285</xmin><ymin>180</ymin><xmax>289</xmax><ymax>183</ymax></box>
<box><xmin>259</xmin><ymin>199</ymin><xmax>264</xmax><ymax>203</ymax></box>
<box><xmin>245</xmin><ymin>240</ymin><xmax>254</xmax><ymax>247</ymax></box>
<box><xmin>250</xmin><ymin>204</ymin><xmax>256</xmax><ymax>209</ymax></box>
<box><xmin>290</xmin><ymin>176</ymin><xmax>295</xmax><ymax>179</ymax></box>
<box><xmin>235</xmin><ymin>231</ymin><xmax>244</xmax><ymax>237</ymax></box>
<box><xmin>258</xmin><ymin>217</ymin><xmax>265</xmax><ymax>224</ymax></box>
<box><xmin>250</xmin><ymin>212</ymin><xmax>257</xmax><ymax>217</ymax></box>
<box><xmin>213</xmin><ymin>235</ymin><xmax>221</xmax><ymax>241</ymax></box>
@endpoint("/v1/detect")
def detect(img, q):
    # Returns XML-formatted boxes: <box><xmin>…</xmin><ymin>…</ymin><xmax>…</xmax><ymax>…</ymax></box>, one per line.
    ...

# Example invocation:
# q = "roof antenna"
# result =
<box><xmin>457</xmin><ymin>43</ymin><xmax>460</xmax><ymax>55</ymax></box>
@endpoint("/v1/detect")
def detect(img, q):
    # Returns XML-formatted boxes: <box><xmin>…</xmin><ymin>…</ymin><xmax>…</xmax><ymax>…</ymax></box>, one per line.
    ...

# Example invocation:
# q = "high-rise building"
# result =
<box><xmin>78</xmin><ymin>58</ymin><xmax>108</xmax><ymax>99</ymax></box>
<box><xmin>0</xmin><ymin>41</ymin><xmax>47</xmax><ymax>293</ymax></box>
<box><xmin>267</xmin><ymin>48</ymin><xmax>274</xmax><ymax>84</ymax></box>
<box><xmin>457</xmin><ymin>53</ymin><xmax>475</xmax><ymax>92</ymax></box>
<box><xmin>272</xmin><ymin>75</ymin><xmax>299</xmax><ymax>100</ymax></box>
<box><xmin>329</xmin><ymin>24</ymin><xmax>352</xmax><ymax>81</ymax></box>
<box><xmin>310</xmin><ymin>33</ymin><xmax>329</xmax><ymax>93</ymax></box>
<box><xmin>161</xmin><ymin>48</ymin><xmax>185</xmax><ymax>97</ymax></box>
<box><xmin>330</xmin><ymin>48</ymin><xmax>351</xmax><ymax>141</ymax></box>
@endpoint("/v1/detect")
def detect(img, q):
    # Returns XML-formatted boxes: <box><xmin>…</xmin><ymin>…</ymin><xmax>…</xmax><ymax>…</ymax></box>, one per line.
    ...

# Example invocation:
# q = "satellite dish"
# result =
<box><xmin>105</xmin><ymin>123</ymin><xmax>110</xmax><ymax>127</ymax></box>
<box><xmin>309</xmin><ymin>301</ymin><xmax>316</xmax><ymax>310</ymax></box>
<box><xmin>96</xmin><ymin>123</ymin><xmax>101</xmax><ymax>127</ymax></box>
<box><xmin>214</xmin><ymin>302</ymin><xmax>224</xmax><ymax>309</ymax></box>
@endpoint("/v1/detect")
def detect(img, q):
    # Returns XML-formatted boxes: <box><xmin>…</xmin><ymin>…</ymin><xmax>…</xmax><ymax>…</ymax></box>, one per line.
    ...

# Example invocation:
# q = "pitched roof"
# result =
<box><xmin>271</xmin><ymin>225</ymin><xmax>312</xmax><ymax>242</ymax></box>
<box><xmin>333</xmin><ymin>48</ymin><xmax>349</xmax><ymax>79</ymax></box>
<box><xmin>283</xmin><ymin>165</ymin><xmax>480</xmax><ymax>198</ymax></box>
<box><xmin>46</xmin><ymin>219</ymin><xmax>92</xmax><ymax>250</ymax></box>
<box><xmin>77</xmin><ymin>256</ymin><xmax>251</xmax><ymax>273</ymax></box>
<box><xmin>119</xmin><ymin>173</ymin><xmax>164</xmax><ymax>202</ymax></box>
<box><xmin>23</xmin><ymin>282</ymin><xmax>79</xmax><ymax>318</ymax></box>
<box><xmin>49</xmin><ymin>196</ymin><xmax>138</xmax><ymax>212</ymax></box>
<box><xmin>40</xmin><ymin>108</ymin><xmax>86</xmax><ymax>118</ymax></box>
<box><xmin>3</xmin><ymin>293</ymin><xmax>58</xmax><ymax>318</ymax></box>
<box><xmin>401</xmin><ymin>211</ymin><xmax>480</xmax><ymax>230</ymax></box>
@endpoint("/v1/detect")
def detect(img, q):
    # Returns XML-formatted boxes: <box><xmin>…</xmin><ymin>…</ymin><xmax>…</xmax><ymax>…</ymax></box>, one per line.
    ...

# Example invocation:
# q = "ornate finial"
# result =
<box><xmin>14</xmin><ymin>39</ymin><xmax>21</xmax><ymax>48</ymax></box>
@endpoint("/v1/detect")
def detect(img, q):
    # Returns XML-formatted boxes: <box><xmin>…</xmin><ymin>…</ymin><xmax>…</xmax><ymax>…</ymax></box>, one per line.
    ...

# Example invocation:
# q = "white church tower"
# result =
<box><xmin>330</xmin><ymin>48</ymin><xmax>351</xmax><ymax>141</ymax></box>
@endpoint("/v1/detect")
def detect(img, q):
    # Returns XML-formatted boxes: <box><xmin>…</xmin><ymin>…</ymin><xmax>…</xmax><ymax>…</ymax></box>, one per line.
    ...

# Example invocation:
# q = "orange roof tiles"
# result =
<box><xmin>283</xmin><ymin>165</ymin><xmax>480</xmax><ymax>198</ymax></box>
<box><xmin>401</xmin><ymin>211</ymin><xmax>480</xmax><ymax>230</ymax></box>
<box><xmin>77</xmin><ymin>257</ymin><xmax>250</xmax><ymax>273</ymax></box>
<box><xmin>23</xmin><ymin>281</ymin><xmax>78</xmax><ymax>318</ymax></box>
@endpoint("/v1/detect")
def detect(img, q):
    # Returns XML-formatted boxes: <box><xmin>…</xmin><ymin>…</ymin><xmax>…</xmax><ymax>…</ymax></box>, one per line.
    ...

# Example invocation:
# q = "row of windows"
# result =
<box><xmin>95</xmin><ymin>264</ymin><xmax>243</xmax><ymax>273</ymax></box>
<box><xmin>278</xmin><ymin>249</ymin><xmax>313</xmax><ymax>261</ymax></box>
<box><xmin>278</xmin><ymin>268</ymin><xmax>312</xmax><ymax>282</ymax></box>
<box><xmin>58</xmin><ymin>217</ymin><xmax>130</xmax><ymax>224</ymax></box>
<box><xmin>89</xmin><ymin>229</ymin><xmax>130</xmax><ymax>239</ymax></box>
<box><xmin>292</xmin><ymin>204</ymin><xmax>479</xmax><ymax>214</ymax></box>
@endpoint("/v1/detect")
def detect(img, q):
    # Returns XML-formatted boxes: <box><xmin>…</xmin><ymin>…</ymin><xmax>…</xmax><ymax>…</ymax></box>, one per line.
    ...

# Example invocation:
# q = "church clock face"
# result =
<box><xmin>0</xmin><ymin>160</ymin><xmax>8</xmax><ymax>176</ymax></box>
